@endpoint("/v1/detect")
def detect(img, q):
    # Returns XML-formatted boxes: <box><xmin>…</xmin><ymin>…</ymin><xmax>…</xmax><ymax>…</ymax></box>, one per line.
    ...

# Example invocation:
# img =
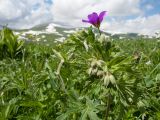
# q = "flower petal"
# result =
<box><xmin>99</xmin><ymin>11</ymin><xmax>107</xmax><ymax>23</ymax></box>
<box><xmin>88</xmin><ymin>12</ymin><xmax>99</xmax><ymax>24</ymax></box>
<box><xmin>82</xmin><ymin>19</ymin><xmax>89</xmax><ymax>22</ymax></box>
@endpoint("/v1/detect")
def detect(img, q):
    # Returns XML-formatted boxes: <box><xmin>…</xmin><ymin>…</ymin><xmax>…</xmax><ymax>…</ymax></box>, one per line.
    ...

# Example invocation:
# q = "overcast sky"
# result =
<box><xmin>0</xmin><ymin>0</ymin><xmax>160</xmax><ymax>35</ymax></box>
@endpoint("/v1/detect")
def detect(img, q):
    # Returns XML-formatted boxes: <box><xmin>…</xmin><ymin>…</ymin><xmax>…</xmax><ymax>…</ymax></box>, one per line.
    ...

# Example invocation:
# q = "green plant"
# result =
<box><xmin>0</xmin><ymin>27</ymin><xmax>24</xmax><ymax>59</ymax></box>
<box><xmin>51</xmin><ymin>28</ymin><xmax>146</xmax><ymax>119</ymax></box>
<box><xmin>0</xmin><ymin>27</ymin><xmax>160</xmax><ymax>119</ymax></box>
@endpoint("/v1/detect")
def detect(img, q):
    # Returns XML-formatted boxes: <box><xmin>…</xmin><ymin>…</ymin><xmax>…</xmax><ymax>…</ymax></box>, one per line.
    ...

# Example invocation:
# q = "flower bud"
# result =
<box><xmin>92</xmin><ymin>68</ymin><xmax>98</xmax><ymax>75</ymax></box>
<box><xmin>104</xmin><ymin>72</ymin><xmax>116</xmax><ymax>87</ymax></box>
<box><xmin>91</xmin><ymin>60</ymin><xmax>97</xmax><ymax>67</ymax></box>
<box><xmin>87</xmin><ymin>68</ymin><xmax>92</xmax><ymax>75</ymax></box>
<box><xmin>97</xmin><ymin>70</ymin><xmax>104</xmax><ymax>77</ymax></box>
<box><xmin>104</xmin><ymin>75</ymin><xmax>110</xmax><ymax>87</ymax></box>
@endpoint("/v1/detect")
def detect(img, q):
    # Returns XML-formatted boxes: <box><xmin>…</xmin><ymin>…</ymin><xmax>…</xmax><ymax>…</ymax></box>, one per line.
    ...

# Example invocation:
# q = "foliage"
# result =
<box><xmin>0</xmin><ymin>27</ymin><xmax>24</xmax><ymax>59</ymax></box>
<box><xmin>0</xmin><ymin>28</ymin><xmax>160</xmax><ymax>120</ymax></box>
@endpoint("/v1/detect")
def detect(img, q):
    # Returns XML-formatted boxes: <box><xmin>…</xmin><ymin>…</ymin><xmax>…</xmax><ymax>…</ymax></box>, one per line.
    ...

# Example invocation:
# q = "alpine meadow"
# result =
<box><xmin>0</xmin><ymin>0</ymin><xmax>160</xmax><ymax>120</ymax></box>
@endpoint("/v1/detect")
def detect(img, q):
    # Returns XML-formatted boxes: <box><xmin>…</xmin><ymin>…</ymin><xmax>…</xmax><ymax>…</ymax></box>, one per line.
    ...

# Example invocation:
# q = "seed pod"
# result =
<box><xmin>128</xmin><ymin>97</ymin><xmax>133</xmax><ymax>103</ymax></box>
<box><xmin>97</xmin><ymin>70</ymin><xmax>104</xmax><ymax>77</ymax></box>
<box><xmin>91</xmin><ymin>60</ymin><xmax>97</xmax><ymax>68</ymax></box>
<box><xmin>104</xmin><ymin>75</ymin><xmax>110</xmax><ymax>87</ymax></box>
<box><xmin>109</xmin><ymin>74</ymin><xmax>116</xmax><ymax>85</ymax></box>
<box><xmin>103</xmin><ymin>72</ymin><xmax>116</xmax><ymax>87</ymax></box>
<box><xmin>98</xmin><ymin>34</ymin><xmax>106</xmax><ymax>43</ymax></box>
<box><xmin>137</xmin><ymin>101</ymin><xmax>145</xmax><ymax>108</ymax></box>
<box><xmin>83</xmin><ymin>40</ymin><xmax>89</xmax><ymax>51</ymax></box>
<box><xmin>87</xmin><ymin>68</ymin><xmax>93</xmax><ymax>75</ymax></box>
<box><xmin>96</xmin><ymin>60</ymin><xmax>103</xmax><ymax>67</ymax></box>
<box><xmin>92</xmin><ymin>68</ymin><xmax>98</xmax><ymax>75</ymax></box>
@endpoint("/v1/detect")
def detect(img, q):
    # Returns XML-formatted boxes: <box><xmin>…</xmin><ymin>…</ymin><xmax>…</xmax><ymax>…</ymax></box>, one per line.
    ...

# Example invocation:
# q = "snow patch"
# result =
<box><xmin>63</xmin><ymin>30</ymin><xmax>75</xmax><ymax>34</ymax></box>
<box><xmin>55</xmin><ymin>37</ymin><xmax>65</xmax><ymax>42</ymax></box>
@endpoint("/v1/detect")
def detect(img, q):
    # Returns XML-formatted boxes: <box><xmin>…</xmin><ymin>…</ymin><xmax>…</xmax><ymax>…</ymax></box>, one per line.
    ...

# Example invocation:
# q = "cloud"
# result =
<box><xmin>0</xmin><ymin>0</ymin><xmax>27</xmax><ymax>21</ymax></box>
<box><xmin>51</xmin><ymin>0</ymin><xmax>160</xmax><ymax>35</ymax></box>
<box><xmin>145</xmin><ymin>4</ymin><xmax>154</xmax><ymax>10</ymax></box>
<box><xmin>0</xmin><ymin>0</ymin><xmax>52</xmax><ymax>28</ymax></box>
<box><xmin>0</xmin><ymin>0</ymin><xmax>159</xmax><ymax>35</ymax></box>
<box><xmin>51</xmin><ymin>0</ymin><xmax>142</xmax><ymax>26</ymax></box>
<box><xmin>101</xmin><ymin>14</ymin><xmax>160</xmax><ymax>35</ymax></box>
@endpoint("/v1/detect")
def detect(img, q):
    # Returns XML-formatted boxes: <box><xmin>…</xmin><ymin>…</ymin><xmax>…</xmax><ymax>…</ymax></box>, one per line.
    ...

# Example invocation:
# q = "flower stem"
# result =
<box><xmin>105</xmin><ymin>92</ymin><xmax>111</xmax><ymax>120</ymax></box>
<box><xmin>98</xmin><ymin>28</ymin><xmax>101</xmax><ymax>35</ymax></box>
<box><xmin>53</xmin><ymin>49</ymin><xmax>67</xmax><ymax>93</ymax></box>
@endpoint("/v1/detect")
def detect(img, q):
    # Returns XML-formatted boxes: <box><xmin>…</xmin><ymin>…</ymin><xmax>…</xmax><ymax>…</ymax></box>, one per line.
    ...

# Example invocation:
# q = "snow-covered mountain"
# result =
<box><xmin>14</xmin><ymin>23</ymin><xmax>80</xmax><ymax>43</ymax></box>
<box><xmin>1</xmin><ymin>23</ymin><xmax>154</xmax><ymax>44</ymax></box>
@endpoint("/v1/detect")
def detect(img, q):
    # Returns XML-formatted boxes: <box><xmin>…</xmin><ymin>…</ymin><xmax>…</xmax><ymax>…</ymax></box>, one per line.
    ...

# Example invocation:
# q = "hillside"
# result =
<box><xmin>13</xmin><ymin>23</ymin><xmax>80</xmax><ymax>44</ymax></box>
<box><xmin>3</xmin><ymin>23</ymin><xmax>155</xmax><ymax>44</ymax></box>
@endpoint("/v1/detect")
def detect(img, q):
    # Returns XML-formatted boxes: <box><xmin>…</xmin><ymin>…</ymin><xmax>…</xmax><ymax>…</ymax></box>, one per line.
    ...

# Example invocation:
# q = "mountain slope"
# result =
<box><xmin>11</xmin><ymin>23</ymin><xmax>154</xmax><ymax>44</ymax></box>
<box><xmin>14</xmin><ymin>23</ymin><xmax>80</xmax><ymax>43</ymax></box>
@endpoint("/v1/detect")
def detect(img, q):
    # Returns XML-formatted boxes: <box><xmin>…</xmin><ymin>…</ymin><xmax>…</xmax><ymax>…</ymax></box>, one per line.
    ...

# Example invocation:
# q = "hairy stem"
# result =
<box><xmin>105</xmin><ymin>92</ymin><xmax>111</xmax><ymax>120</ymax></box>
<box><xmin>98</xmin><ymin>28</ymin><xmax>101</xmax><ymax>35</ymax></box>
<box><xmin>53</xmin><ymin>49</ymin><xmax>67</xmax><ymax>93</ymax></box>
<box><xmin>57</xmin><ymin>59</ymin><xmax>67</xmax><ymax>93</ymax></box>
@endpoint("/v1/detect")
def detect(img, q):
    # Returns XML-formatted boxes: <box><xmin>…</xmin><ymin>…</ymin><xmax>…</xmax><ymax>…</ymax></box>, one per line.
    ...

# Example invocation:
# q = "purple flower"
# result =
<box><xmin>82</xmin><ymin>11</ymin><xmax>107</xmax><ymax>28</ymax></box>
